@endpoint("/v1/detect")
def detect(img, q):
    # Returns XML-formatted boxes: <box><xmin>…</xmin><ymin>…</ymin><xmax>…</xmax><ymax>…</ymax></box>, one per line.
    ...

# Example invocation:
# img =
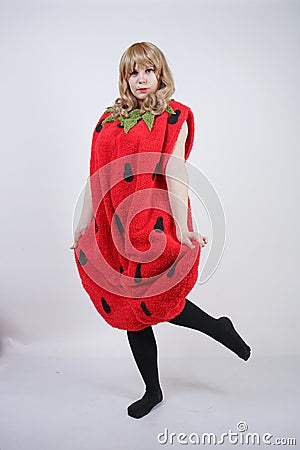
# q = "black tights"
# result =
<box><xmin>126</xmin><ymin>298</ymin><xmax>251</xmax><ymax>419</ymax></box>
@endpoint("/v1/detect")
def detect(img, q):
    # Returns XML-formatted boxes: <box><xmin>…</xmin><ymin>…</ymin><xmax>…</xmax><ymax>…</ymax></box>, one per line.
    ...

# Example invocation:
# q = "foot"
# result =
<box><xmin>127</xmin><ymin>388</ymin><xmax>163</xmax><ymax>419</ymax></box>
<box><xmin>217</xmin><ymin>316</ymin><xmax>251</xmax><ymax>361</ymax></box>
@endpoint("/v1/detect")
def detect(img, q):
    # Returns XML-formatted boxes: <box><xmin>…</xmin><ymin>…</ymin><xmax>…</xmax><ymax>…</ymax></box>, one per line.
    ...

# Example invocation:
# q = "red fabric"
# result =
<box><xmin>73</xmin><ymin>99</ymin><xmax>201</xmax><ymax>331</ymax></box>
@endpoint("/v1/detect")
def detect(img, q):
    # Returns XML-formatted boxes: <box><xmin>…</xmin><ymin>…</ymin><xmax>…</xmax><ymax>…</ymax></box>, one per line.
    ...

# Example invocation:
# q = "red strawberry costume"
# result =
<box><xmin>73</xmin><ymin>99</ymin><xmax>201</xmax><ymax>331</ymax></box>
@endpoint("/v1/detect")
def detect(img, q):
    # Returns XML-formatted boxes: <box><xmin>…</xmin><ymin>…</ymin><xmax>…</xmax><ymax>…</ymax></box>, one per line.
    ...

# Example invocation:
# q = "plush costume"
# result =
<box><xmin>73</xmin><ymin>99</ymin><xmax>201</xmax><ymax>331</ymax></box>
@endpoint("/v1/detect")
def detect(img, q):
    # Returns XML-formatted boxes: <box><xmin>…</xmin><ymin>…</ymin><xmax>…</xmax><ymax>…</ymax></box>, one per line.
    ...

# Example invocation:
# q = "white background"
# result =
<box><xmin>0</xmin><ymin>0</ymin><xmax>299</xmax><ymax>448</ymax></box>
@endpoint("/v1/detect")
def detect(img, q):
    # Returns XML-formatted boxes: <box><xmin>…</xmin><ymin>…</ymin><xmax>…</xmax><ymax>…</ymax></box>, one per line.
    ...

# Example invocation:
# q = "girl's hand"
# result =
<box><xmin>70</xmin><ymin>218</ymin><xmax>93</xmax><ymax>249</ymax></box>
<box><xmin>176</xmin><ymin>227</ymin><xmax>208</xmax><ymax>249</ymax></box>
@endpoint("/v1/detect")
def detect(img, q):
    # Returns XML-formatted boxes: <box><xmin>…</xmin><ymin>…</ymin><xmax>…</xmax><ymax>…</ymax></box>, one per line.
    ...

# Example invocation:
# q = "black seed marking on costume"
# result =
<box><xmin>167</xmin><ymin>259</ymin><xmax>180</xmax><ymax>278</ymax></box>
<box><xmin>95</xmin><ymin>121</ymin><xmax>103</xmax><ymax>132</ymax></box>
<box><xmin>120</xmin><ymin>265</ymin><xmax>124</xmax><ymax>274</ymax></box>
<box><xmin>167</xmin><ymin>109</ymin><xmax>181</xmax><ymax>125</ymax></box>
<box><xmin>134</xmin><ymin>263</ymin><xmax>142</xmax><ymax>283</ymax></box>
<box><xmin>78</xmin><ymin>249</ymin><xmax>87</xmax><ymax>265</ymax></box>
<box><xmin>101</xmin><ymin>297</ymin><xmax>111</xmax><ymax>314</ymax></box>
<box><xmin>124</xmin><ymin>163</ymin><xmax>134</xmax><ymax>182</ymax></box>
<box><xmin>152</xmin><ymin>161</ymin><xmax>161</xmax><ymax>180</ymax></box>
<box><xmin>94</xmin><ymin>217</ymin><xmax>98</xmax><ymax>233</ymax></box>
<box><xmin>117</xmin><ymin>122</ymin><xmax>124</xmax><ymax>128</ymax></box>
<box><xmin>115</xmin><ymin>214</ymin><xmax>125</xmax><ymax>234</ymax></box>
<box><xmin>154</xmin><ymin>216</ymin><xmax>164</xmax><ymax>233</ymax></box>
<box><xmin>141</xmin><ymin>301</ymin><xmax>151</xmax><ymax>316</ymax></box>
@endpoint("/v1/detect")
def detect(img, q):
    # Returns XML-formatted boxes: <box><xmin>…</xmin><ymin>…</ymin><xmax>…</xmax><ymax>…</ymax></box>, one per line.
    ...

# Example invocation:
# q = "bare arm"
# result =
<box><xmin>165</xmin><ymin>120</ymin><xmax>189</xmax><ymax>233</ymax></box>
<box><xmin>79</xmin><ymin>176</ymin><xmax>94</xmax><ymax>224</ymax></box>
<box><xmin>165</xmin><ymin>121</ymin><xmax>208</xmax><ymax>249</ymax></box>
<box><xmin>70</xmin><ymin>176</ymin><xmax>94</xmax><ymax>249</ymax></box>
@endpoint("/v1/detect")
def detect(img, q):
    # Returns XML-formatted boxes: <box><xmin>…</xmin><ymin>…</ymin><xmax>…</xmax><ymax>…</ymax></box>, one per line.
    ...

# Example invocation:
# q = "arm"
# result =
<box><xmin>165</xmin><ymin>120</ymin><xmax>189</xmax><ymax>234</ymax></box>
<box><xmin>70</xmin><ymin>176</ymin><xmax>94</xmax><ymax>249</ymax></box>
<box><xmin>78</xmin><ymin>176</ymin><xmax>94</xmax><ymax>225</ymax></box>
<box><xmin>165</xmin><ymin>121</ymin><xmax>208</xmax><ymax>249</ymax></box>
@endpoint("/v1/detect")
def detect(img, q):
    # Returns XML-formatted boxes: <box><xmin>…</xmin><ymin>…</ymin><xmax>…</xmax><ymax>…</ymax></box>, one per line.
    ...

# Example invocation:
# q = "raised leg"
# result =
<box><xmin>168</xmin><ymin>298</ymin><xmax>251</xmax><ymax>360</ymax></box>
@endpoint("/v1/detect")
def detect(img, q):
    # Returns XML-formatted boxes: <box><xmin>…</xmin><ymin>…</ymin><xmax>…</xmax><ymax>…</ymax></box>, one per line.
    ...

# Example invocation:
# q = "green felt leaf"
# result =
<box><xmin>142</xmin><ymin>111</ymin><xmax>155</xmax><ymax>131</ymax></box>
<box><xmin>166</xmin><ymin>104</ymin><xmax>176</xmax><ymax>115</ymax></box>
<box><xmin>101</xmin><ymin>115</ymin><xmax>116</xmax><ymax>125</ymax></box>
<box><xmin>124</xmin><ymin>118</ymin><xmax>139</xmax><ymax>133</ymax></box>
<box><xmin>100</xmin><ymin>100</ymin><xmax>176</xmax><ymax>133</ymax></box>
<box><xmin>129</xmin><ymin>109</ymin><xmax>142</xmax><ymax>120</ymax></box>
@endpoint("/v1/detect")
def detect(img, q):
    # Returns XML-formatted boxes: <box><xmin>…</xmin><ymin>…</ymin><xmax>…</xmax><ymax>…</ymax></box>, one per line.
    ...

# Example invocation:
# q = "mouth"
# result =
<box><xmin>138</xmin><ymin>88</ymin><xmax>148</xmax><ymax>91</ymax></box>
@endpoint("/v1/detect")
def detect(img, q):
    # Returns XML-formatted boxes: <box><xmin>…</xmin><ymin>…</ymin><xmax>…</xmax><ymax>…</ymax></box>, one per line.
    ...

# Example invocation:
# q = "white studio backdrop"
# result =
<box><xmin>0</xmin><ymin>0</ymin><xmax>299</xmax><ymax>360</ymax></box>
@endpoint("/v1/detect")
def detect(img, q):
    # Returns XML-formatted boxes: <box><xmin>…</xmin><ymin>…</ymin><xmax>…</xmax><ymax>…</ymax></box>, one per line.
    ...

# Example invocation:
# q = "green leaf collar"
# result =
<box><xmin>101</xmin><ymin>99</ymin><xmax>176</xmax><ymax>134</ymax></box>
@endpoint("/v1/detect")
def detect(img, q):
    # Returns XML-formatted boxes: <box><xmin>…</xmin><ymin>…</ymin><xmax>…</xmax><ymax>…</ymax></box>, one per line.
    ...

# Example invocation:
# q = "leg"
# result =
<box><xmin>126</xmin><ymin>325</ymin><xmax>163</xmax><ymax>419</ymax></box>
<box><xmin>169</xmin><ymin>298</ymin><xmax>251</xmax><ymax>360</ymax></box>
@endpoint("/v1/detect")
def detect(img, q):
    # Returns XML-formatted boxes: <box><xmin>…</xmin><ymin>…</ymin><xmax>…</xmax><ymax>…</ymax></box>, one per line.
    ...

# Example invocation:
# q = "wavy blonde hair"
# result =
<box><xmin>110</xmin><ymin>42</ymin><xmax>175</xmax><ymax>118</ymax></box>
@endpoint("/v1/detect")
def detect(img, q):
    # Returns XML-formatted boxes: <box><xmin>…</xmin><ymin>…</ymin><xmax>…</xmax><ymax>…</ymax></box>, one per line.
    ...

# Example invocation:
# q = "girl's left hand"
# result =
<box><xmin>176</xmin><ymin>228</ymin><xmax>208</xmax><ymax>249</ymax></box>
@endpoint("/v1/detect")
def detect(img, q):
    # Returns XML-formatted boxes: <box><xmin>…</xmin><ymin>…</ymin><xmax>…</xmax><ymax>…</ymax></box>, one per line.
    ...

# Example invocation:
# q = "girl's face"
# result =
<box><xmin>128</xmin><ymin>63</ymin><xmax>159</xmax><ymax>107</ymax></box>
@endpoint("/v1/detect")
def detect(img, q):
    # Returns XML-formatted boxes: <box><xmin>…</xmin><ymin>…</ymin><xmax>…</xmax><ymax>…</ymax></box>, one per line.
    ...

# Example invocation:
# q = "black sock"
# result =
<box><xmin>169</xmin><ymin>299</ymin><xmax>251</xmax><ymax>360</ymax></box>
<box><xmin>126</xmin><ymin>326</ymin><xmax>163</xmax><ymax>419</ymax></box>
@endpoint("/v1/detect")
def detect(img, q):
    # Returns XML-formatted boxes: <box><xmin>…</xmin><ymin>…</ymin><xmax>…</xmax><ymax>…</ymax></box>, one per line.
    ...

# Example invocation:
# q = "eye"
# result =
<box><xmin>130</xmin><ymin>70</ymin><xmax>138</xmax><ymax>76</ymax></box>
<box><xmin>146</xmin><ymin>68</ymin><xmax>154</xmax><ymax>73</ymax></box>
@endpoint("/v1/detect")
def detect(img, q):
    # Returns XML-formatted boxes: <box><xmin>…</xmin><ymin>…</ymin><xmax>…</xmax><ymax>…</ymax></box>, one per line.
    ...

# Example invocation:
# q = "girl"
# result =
<box><xmin>70</xmin><ymin>42</ymin><xmax>251</xmax><ymax>419</ymax></box>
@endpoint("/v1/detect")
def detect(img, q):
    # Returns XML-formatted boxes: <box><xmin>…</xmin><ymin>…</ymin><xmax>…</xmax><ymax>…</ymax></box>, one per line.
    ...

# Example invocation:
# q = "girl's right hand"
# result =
<box><xmin>175</xmin><ymin>227</ymin><xmax>208</xmax><ymax>250</ymax></box>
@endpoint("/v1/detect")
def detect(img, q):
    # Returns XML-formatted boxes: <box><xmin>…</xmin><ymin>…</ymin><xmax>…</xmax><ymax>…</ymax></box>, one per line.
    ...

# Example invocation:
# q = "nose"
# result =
<box><xmin>137</xmin><ymin>72</ymin><xmax>146</xmax><ymax>84</ymax></box>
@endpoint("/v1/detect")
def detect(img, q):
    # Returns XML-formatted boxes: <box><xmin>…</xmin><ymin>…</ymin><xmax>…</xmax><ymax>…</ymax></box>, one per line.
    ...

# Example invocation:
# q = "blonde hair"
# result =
<box><xmin>110</xmin><ymin>42</ymin><xmax>175</xmax><ymax>118</ymax></box>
